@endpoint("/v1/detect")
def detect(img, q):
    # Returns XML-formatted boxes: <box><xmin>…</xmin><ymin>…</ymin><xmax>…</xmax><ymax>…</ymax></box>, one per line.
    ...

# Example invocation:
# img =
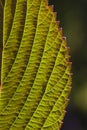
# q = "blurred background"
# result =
<box><xmin>49</xmin><ymin>0</ymin><xmax>87</xmax><ymax>130</ymax></box>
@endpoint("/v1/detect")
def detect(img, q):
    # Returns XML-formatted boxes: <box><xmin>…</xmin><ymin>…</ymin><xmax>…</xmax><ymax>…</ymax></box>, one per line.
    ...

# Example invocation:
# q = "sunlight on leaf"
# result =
<box><xmin>0</xmin><ymin>0</ymin><xmax>72</xmax><ymax>129</ymax></box>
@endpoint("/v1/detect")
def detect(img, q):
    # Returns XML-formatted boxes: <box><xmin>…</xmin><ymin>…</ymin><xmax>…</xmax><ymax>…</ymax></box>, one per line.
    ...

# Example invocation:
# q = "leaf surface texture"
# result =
<box><xmin>0</xmin><ymin>0</ymin><xmax>72</xmax><ymax>129</ymax></box>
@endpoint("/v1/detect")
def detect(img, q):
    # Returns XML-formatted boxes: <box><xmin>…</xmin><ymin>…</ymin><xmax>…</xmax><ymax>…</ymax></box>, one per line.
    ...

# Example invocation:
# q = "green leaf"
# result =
<box><xmin>0</xmin><ymin>0</ymin><xmax>72</xmax><ymax>129</ymax></box>
<box><xmin>0</xmin><ymin>0</ymin><xmax>3</xmax><ymax>87</ymax></box>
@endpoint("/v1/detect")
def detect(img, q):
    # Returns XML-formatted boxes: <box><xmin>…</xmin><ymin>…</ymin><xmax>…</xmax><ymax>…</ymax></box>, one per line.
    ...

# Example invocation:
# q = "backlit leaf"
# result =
<box><xmin>0</xmin><ymin>0</ymin><xmax>72</xmax><ymax>129</ymax></box>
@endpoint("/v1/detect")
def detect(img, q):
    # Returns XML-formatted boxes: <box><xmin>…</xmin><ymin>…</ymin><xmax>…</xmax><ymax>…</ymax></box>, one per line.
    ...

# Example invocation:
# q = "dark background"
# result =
<box><xmin>49</xmin><ymin>0</ymin><xmax>87</xmax><ymax>130</ymax></box>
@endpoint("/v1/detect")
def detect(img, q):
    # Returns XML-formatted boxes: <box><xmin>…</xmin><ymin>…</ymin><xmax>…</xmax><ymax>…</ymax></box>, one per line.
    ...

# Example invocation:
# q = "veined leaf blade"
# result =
<box><xmin>0</xmin><ymin>0</ymin><xmax>72</xmax><ymax>130</ymax></box>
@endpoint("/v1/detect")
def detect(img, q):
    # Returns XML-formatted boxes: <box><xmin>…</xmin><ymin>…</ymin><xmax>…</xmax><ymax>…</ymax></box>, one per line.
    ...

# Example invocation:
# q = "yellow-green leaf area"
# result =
<box><xmin>0</xmin><ymin>0</ymin><xmax>72</xmax><ymax>130</ymax></box>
